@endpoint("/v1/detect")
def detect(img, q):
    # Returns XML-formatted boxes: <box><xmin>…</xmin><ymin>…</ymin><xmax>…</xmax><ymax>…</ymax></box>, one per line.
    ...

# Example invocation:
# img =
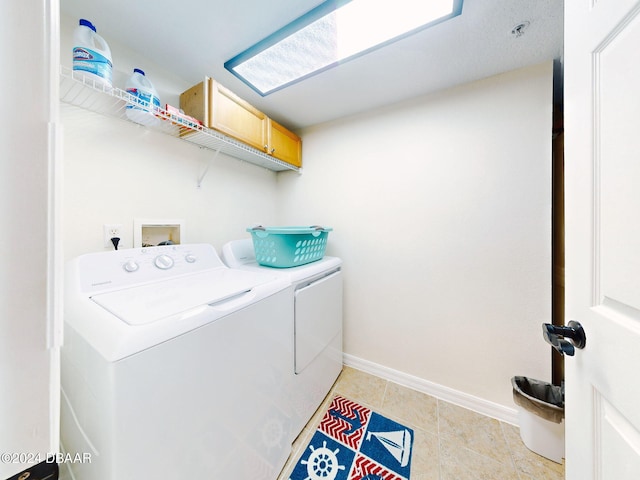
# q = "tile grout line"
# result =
<box><xmin>500</xmin><ymin>420</ymin><xmax>524</xmax><ymax>480</ymax></box>
<box><xmin>380</xmin><ymin>378</ymin><xmax>390</xmax><ymax>409</ymax></box>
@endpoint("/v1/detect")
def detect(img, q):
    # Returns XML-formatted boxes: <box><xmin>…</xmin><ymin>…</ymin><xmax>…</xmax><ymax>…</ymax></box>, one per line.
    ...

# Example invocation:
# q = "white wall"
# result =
<box><xmin>277</xmin><ymin>62</ymin><xmax>554</xmax><ymax>410</ymax></box>
<box><xmin>60</xmin><ymin>15</ymin><xmax>279</xmax><ymax>260</ymax></box>
<box><xmin>62</xmin><ymin>112</ymin><xmax>279</xmax><ymax>260</ymax></box>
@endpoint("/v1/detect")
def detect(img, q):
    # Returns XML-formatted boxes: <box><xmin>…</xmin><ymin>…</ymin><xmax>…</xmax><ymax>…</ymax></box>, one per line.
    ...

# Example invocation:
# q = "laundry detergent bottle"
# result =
<box><xmin>125</xmin><ymin>68</ymin><xmax>161</xmax><ymax>126</ymax></box>
<box><xmin>72</xmin><ymin>19</ymin><xmax>113</xmax><ymax>88</ymax></box>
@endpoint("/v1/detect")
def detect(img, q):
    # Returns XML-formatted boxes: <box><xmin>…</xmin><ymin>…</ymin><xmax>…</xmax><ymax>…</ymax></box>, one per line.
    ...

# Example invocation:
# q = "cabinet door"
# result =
<box><xmin>268</xmin><ymin>118</ymin><xmax>302</xmax><ymax>167</ymax></box>
<box><xmin>209</xmin><ymin>78</ymin><xmax>267</xmax><ymax>151</ymax></box>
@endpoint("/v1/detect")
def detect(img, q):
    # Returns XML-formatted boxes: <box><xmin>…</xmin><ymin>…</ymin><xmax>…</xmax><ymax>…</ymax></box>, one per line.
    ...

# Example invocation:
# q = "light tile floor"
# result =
<box><xmin>277</xmin><ymin>366</ymin><xmax>565</xmax><ymax>480</ymax></box>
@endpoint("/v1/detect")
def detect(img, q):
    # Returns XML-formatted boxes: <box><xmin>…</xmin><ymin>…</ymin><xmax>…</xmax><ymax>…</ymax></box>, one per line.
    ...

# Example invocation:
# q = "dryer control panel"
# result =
<box><xmin>72</xmin><ymin>243</ymin><xmax>224</xmax><ymax>294</ymax></box>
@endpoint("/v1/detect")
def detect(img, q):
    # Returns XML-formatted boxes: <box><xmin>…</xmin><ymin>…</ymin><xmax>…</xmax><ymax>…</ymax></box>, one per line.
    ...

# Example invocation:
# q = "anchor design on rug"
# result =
<box><xmin>329</xmin><ymin>406</ymin><xmax>364</xmax><ymax>436</ymax></box>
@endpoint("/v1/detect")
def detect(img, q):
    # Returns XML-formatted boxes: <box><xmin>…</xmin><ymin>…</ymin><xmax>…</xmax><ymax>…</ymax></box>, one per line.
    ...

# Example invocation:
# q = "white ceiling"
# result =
<box><xmin>60</xmin><ymin>0</ymin><xmax>563</xmax><ymax>130</ymax></box>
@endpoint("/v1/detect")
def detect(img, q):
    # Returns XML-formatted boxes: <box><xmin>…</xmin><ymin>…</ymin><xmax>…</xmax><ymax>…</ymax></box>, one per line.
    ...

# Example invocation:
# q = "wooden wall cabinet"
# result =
<box><xmin>179</xmin><ymin>78</ymin><xmax>210</xmax><ymax>131</ymax></box>
<box><xmin>268</xmin><ymin>118</ymin><xmax>302</xmax><ymax>168</ymax></box>
<box><xmin>180</xmin><ymin>77</ymin><xmax>302</xmax><ymax>168</ymax></box>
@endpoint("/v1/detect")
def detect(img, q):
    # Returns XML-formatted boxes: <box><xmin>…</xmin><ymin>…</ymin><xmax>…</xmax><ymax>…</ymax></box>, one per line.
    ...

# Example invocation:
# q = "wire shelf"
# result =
<box><xmin>59</xmin><ymin>65</ymin><xmax>300</xmax><ymax>173</ymax></box>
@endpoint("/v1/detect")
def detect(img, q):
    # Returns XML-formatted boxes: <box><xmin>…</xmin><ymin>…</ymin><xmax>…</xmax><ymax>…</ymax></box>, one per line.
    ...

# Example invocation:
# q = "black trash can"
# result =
<box><xmin>511</xmin><ymin>376</ymin><xmax>564</xmax><ymax>463</ymax></box>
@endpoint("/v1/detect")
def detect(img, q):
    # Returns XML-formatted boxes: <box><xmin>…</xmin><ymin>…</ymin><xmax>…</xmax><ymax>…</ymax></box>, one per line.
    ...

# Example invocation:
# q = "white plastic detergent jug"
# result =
<box><xmin>125</xmin><ymin>68</ymin><xmax>161</xmax><ymax>126</ymax></box>
<box><xmin>72</xmin><ymin>19</ymin><xmax>113</xmax><ymax>88</ymax></box>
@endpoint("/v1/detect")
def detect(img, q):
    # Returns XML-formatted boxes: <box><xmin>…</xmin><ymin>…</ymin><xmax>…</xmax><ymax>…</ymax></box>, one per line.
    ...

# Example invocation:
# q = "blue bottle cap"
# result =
<box><xmin>79</xmin><ymin>19</ymin><xmax>96</xmax><ymax>32</ymax></box>
<box><xmin>133</xmin><ymin>68</ymin><xmax>145</xmax><ymax>76</ymax></box>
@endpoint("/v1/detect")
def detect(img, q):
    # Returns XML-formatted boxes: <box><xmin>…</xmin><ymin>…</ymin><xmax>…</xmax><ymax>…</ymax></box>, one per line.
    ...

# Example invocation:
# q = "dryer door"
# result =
<box><xmin>294</xmin><ymin>270</ymin><xmax>342</xmax><ymax>374</ymax></box>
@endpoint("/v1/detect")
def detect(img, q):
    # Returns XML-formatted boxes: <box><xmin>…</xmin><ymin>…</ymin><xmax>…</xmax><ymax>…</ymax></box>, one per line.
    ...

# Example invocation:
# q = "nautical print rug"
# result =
<box><xmin>289</xmin><ymin>395</ymin><xmax>414</xmax><ymax>480</ymax></box>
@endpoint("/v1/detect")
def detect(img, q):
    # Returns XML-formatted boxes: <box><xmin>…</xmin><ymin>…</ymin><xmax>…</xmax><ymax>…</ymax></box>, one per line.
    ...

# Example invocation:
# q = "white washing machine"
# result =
<box><xmin>61</xmin><ymin>243</ymin><xmax>295</xmax><ymax>480</ymax></box>
<box><xmin>222</xmin><ymin>238</ymin><xmax>343</xmax><ymax>438</ymax></box>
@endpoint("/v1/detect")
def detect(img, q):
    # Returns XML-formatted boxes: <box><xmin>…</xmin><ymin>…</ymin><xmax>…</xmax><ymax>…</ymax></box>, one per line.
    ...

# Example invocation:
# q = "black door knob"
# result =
<box><xmin>542</xmin><ymin>320</ymin><xmax>586</xmax><ymax>356</ymax></box>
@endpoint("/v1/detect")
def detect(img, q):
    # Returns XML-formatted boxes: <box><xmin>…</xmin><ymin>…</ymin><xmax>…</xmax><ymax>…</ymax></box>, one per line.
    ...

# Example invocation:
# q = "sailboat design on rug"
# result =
<box><xmin>365</xmin><ymin>429</ymin><xmax>412</xmax><ymax>467</ymax></box>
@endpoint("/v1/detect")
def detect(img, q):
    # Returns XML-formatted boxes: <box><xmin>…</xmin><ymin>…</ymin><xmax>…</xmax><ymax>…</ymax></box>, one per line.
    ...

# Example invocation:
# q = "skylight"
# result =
<box><xmin>225</xmin><ymin>0</ymin><xmax>463</xmax><ymax>96</ymax></box>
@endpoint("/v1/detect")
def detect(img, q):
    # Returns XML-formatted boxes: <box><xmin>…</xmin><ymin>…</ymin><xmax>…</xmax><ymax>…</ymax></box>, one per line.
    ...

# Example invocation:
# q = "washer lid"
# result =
<box><xmin>91</xmin><ymin>268</ymin><xmax>270</xmax><ymax>325</ymax></box>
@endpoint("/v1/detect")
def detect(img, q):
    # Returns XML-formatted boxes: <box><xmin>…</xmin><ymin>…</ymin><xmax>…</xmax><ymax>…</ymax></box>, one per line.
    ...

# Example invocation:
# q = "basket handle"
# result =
<box><xmin>250</xmin><ymin>225</ymin><xmax>327</xmax><ymax>232</ymax></box>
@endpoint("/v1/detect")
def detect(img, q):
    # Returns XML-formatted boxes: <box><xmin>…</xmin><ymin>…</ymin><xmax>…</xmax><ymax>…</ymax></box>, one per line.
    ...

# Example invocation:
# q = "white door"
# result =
<box><xmin>565</xmin><ymin>0</ymin><xmax>640</xmax><ymax>478</ymax></box>
<box><xmin>0</xmin><ymin>1</ymin><xmax>61</xmax><ymax>478</ymax></box>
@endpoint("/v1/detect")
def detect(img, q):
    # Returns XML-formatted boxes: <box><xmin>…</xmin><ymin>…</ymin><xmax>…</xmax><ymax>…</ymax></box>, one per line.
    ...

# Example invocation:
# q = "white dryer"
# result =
<box><xmin>61</xmin><ymin>244</ymin><xmax>294</xmax><ymax>480</ymax></box>
<box><xmin>222</xmin><ymin>239</ymin><xmax>343</xmax><ymax>438</ymax></box>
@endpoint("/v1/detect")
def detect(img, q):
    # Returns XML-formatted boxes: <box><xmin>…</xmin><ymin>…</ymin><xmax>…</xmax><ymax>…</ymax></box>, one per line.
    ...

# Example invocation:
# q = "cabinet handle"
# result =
<box><xmin>264</xmin><ymin>145</ymin><xmax>269</xmax><ymax>151</ymax></box>
<box><xmin>270</xmin><ymin>148</ymin><xmax>276</xmax><ymax>154</ymax></box>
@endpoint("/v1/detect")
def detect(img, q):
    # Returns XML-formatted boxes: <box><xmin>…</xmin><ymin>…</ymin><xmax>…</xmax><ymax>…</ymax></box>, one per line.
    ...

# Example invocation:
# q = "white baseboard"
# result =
<box><xmin>343</xmin><ymin>353</ymin><xmax>519</xmax><ymax>425</ymax></box>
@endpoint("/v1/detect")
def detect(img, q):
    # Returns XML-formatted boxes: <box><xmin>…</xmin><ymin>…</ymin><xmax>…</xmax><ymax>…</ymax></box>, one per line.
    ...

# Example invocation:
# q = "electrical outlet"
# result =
<box><xmin>103</xmin><ymin>224</ymin><xmax>123</xmax><ymax>248</ymax></box>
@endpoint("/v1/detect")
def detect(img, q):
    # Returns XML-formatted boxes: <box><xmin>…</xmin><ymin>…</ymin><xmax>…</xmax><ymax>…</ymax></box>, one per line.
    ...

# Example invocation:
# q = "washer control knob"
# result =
<box><xmin>123</xmin><ymin>260</ymin><xmax>139</xmax><ymax>273</ymax></box>
<box><xmin>154</xmin><ymin>254</ymin><xmax>174</xmax><ymax>270</ymax></box>
<box><xmin>185</xmin><ymin>254</ymin><xmax>197</xmax><ymax>263</ymax></box>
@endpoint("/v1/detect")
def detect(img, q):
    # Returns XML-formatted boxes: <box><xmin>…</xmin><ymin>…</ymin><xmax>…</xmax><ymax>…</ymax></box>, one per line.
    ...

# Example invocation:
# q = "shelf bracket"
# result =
<box><xmin>197</xmin><ymin>146</ymin><xmax>222</xmax><ymax>188</ymax></box>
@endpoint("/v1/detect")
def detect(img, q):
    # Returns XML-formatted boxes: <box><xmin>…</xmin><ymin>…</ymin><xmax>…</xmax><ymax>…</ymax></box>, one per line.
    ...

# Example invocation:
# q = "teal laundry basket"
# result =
<box><xmin>246</xmin><ymin>225</ymin><xmax>332</xmax><ymax>268</ymax></box>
